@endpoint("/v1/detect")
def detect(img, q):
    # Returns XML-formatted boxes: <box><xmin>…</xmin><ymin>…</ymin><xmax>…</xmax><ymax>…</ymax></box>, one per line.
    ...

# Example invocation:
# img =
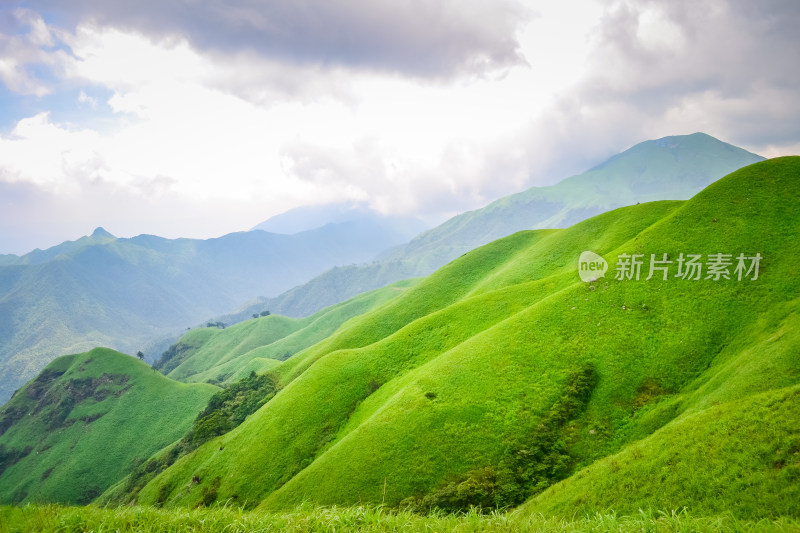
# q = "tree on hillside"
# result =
<box><xmin>259</xmin><ymin>310</ymin><xmax>270</xmax><ymax>317</ymax></box>
<box><xmin>136</xmin><ymin>351</ymin><xmax>144</xmax><ymax>360</ymax></box>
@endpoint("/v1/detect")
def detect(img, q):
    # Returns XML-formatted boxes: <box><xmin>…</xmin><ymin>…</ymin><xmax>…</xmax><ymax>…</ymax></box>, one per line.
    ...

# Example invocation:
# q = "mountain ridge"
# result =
<box><xmin>251</xmin><ymin>202</ymin><xmax>428</xmax><ymax>238</ymax></box>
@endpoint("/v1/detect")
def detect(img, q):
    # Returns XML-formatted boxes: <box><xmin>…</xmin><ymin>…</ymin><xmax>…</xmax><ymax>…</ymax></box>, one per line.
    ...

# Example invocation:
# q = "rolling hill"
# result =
<box><xmin>0</xmin><ymin>348</ymin><xmax>217</xmax><ymax>504</ymax></box>
<box><xmin>156</xmin><ymin>279</ymin><xmax>419</xmax><ymax>386</ymax></box>
<box><xmin>119</xmin><ymin>157</ymin><xmax>798</xmax><ymax>518</ymax></box>
<box><xmin>240</xmin><ymin>133</ymin><xmax>765</xmax><ymax>319</ymax></box>
<box><xmin>0</xmin><ymin>219</ymin><xmax>420</xmax><ymax>404</ymax></box>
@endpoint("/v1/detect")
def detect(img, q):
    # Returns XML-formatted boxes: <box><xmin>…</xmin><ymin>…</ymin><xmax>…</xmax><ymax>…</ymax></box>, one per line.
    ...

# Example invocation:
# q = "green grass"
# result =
<box><xmin>162</xmin><ymin>280</ymin><xmax>419</xmax><ymax>385</ymax></box>
<box><xmin>1</xmin><ymin>504</ymin><xmax>798</xmax><ymax>533</ymax></box>
<box><xmin>132</xmin><ymin>157</ymin><xmax>800</xmax><ymax>517</ymax></box>
<box><xmin>0</xmin><ymin>348</ymin><xmax>218</xmax><ymax>505</ymax></box>
<box><xmin>522</xmin><ymin>385</ymin><xmax>800</xmax><ymax>518</ymax></box>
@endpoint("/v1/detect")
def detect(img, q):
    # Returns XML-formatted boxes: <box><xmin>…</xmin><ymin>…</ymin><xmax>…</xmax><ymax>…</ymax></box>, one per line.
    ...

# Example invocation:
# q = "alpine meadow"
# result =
<box><xmin>1</xmin><ymin>154</ymin><xmax>798</xmax><ymax>532</ymax></box>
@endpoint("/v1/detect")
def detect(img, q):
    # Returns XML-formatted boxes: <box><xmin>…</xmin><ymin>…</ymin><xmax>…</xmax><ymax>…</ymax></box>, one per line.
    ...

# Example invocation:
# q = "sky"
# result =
<box><xmin>0</xmin><ymin>0</ymin><xmax>798</xmax><ymax>255</ymax></box>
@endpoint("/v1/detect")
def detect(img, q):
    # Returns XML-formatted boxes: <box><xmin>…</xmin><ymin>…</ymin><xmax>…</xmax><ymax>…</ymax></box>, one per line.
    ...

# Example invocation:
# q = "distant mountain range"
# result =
<box><xmin>0</xmin><ymin>217</ymin><xmax>424</xmax><ymax>404</ymax></box>
<box><xmin>252</xmin><ymin>202</ymin><xmax>428</xmax><ymax>238</ymax></box>
<box><xmin>240</xmin><ymin>133</ymin><xmax>765</xmax><ymax>318</ymax></box>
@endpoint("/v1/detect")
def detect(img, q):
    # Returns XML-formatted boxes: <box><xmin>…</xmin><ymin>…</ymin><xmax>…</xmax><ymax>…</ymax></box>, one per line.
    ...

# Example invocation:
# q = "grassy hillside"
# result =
<box><xmin>159</xmin><ymin>279</ymin><xmax>419</xmax><ymax>385</ymax></box>
<box><xmin>132</xmin><ymin>157</ymin><xmax>799</xmax><ymax>518</ymax></box>
<box><xmin>520</xmin><ymin>384</ymin><xmax>800</xmax><ymax>518</ymax></box>
<box><xmin>241</xmin><ymin>261</ymin><xmax>424</xmax><ymax>319</ymax></box>
<box><xmin>0</xmin><ymin>219</ymin><xmax>419</xmax><ymax>404</ymax></box>
<box><xmin>0</xmin><ymin>348</ymin><xmax>217</xmax><ymax>504</ymax></box>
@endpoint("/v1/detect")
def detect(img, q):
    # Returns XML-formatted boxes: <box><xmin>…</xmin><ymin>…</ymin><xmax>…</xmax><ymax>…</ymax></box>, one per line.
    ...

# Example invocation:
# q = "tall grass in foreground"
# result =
<box><xmin>1</xmin><ymin>505</ymin><xmax>798</xmax><ymax>533</ymax></box>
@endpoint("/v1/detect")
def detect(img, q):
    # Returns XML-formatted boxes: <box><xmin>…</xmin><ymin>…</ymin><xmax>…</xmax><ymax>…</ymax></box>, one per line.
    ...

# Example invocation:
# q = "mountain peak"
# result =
<box><xmin>91</xmin><ymin>227</ymin><xmax>115</xmax><ymax>239</ymax></box>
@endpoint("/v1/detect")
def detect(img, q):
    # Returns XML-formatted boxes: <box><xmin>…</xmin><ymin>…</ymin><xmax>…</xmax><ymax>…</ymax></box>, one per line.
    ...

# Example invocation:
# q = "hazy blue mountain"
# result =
<box><xmin>252</xmin><ymin>202</ymin><xmax>428</xmax><ymax>241</ymax></box>
<box><xmin>225</xmin><ymin>261</ymin><xmax>424</xmax><ymax>319</ymax></box>
<box><xmin>0</xmin><ymin>220</ymin><xmax>420</xmax><ymax>404</ymax></box>
<box><xmin>379</xmin><ymin>132</ymin><xmax>765</xmax><ymax>270</ymax></box>
<box><xmin>251</xmin><ymin>133</ymin><xmax>764</xmax><ymax>318</ymax></box>
<box><xmin>0</xmin><ymin>227</ymin><xmax>116</xmax><ymax>266</ymax></box>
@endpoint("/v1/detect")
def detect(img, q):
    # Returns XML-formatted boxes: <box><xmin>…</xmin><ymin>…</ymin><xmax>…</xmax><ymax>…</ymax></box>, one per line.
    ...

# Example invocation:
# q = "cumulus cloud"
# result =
<box><xmin>23</xmin><ymin>0</ymin><xmax>528</xmax><ymax>78</ymax></box>
<box><xmin>0</xmin><ymin>112</ymin><xmax>105</xmax><ymax>192</ymax></box>
<box><xmin>569</xmin><ymin>0</ymin><xmax>800</xmax><ymax>150</ymax></box>
<box><xmin>0</xmin><ymin>8</ymin><xmax>69</xmax><ymax>95</ymax></box>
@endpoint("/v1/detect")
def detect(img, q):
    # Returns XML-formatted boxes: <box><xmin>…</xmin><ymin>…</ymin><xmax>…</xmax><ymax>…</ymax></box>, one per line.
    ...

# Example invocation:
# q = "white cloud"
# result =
<box><xmin>63</xmin><ymin>25</ymin><xmax>210</xmax><ymax>90</ymax></box>
<box><xmin>77</xmin><ymin>90</ymin><xmax>97</xmax><ymax>108</ymax></box>
<box><xmin>13</xmin><ymin>7</ymin><xmax>54</xmax><ymax>47</ymax></box>
<box><xmin>635</xmin><ymin>6</ymin><xmax>686</xmax><ymax>52</ymax></box>
<box><xmin>0</xmin><ymin>9</ymin><xmax>69</xmax><ymax>96</ymax></box>
<box><xmin>0</xmin><ymin>113</ymin><xmax>104</xmax><ymax>192</ymax></box>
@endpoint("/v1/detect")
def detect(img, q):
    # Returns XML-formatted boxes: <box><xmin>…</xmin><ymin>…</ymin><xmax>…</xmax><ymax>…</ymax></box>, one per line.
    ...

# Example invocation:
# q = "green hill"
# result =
<box><xmin>0</xmin><ymin>348</ymin><xmax>217</xmax><ymax>504</ymax></box>
<box><xmin>158</xmin><ymin>279</ymin><xmax>419</xmax><ymax>385</ymax></box>
<box><xmin>128</xmin><ymin>157</ymin><xmax>798</xmax><ymax>518</ymax></box>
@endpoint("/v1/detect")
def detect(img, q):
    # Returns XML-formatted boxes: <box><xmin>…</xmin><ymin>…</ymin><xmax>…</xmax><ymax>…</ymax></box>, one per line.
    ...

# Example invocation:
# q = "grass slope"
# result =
<box><xmin>135</xmin><ymin>157</ymin><xmax>799</xmax><ymax>518</ymax></box>
<box><xmin>0</xmin><ymin>348</ymin><xmax>217</xmax><ymax>505</ymax></box>
<box><xmin>520</xmin><ymin>385</ymin><xmax>800</xmax><ymax>518</ymax></box>
<box><xmin>160</xmin><ymin>280</ymin><xmax>419</xmax><ymax>385</ymax></box>
<box><xmin>249</xmin><ymin>261</ymin><xmax>425</xmax><ymax>319</ymax></box>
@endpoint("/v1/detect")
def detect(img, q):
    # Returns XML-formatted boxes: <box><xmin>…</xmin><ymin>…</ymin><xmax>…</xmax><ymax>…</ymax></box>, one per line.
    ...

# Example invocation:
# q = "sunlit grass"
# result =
<box><xmin>1</xmin><ymin>504</ymin><xmax>798</xmax><ymax>533</ymax></box>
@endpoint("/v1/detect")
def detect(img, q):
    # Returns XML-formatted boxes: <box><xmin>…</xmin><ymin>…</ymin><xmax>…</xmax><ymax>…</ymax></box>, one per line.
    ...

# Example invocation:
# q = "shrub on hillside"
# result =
<box><xmin>405</xmin><ymin>363</ymin><xmax>597</xmax><ymax>513</ymax></box>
